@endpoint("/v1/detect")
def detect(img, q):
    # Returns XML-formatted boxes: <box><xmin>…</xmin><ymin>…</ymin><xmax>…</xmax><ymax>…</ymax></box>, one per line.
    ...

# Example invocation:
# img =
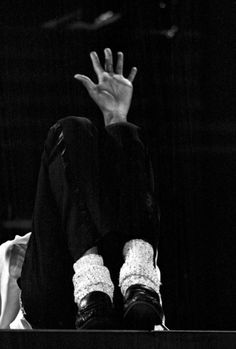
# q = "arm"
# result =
<box><xmin>74</xmin><ymin>48</ymin><xmax>137</xmax><ymax>126</ymax></box>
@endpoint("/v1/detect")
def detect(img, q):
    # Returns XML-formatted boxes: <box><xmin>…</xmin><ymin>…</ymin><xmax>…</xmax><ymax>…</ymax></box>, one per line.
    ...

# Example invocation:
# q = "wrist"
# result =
<box><xmin>103</xmin><ymin>111</ymin><xmax>128</xmax><ymax>126</ymax></box>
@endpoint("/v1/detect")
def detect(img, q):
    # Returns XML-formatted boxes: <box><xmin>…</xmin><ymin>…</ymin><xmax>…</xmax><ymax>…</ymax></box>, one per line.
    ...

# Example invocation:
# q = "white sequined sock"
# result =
<box><xmin>119</xmin><ymin>239</ymin><xmax>161</xmax><ymax>296</ymax></box>
<box><xmin>73</xmin><ymin>254</ymin><xmax>114</xmax><ymax>304</ymax></box>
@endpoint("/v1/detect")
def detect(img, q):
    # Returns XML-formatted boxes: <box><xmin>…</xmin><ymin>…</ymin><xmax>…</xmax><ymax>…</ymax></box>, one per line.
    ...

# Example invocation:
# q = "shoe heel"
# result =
<box><xmin>124</xmin><ymin>301</ymin><xmax>160</xmax><ymax>330</ymax></box>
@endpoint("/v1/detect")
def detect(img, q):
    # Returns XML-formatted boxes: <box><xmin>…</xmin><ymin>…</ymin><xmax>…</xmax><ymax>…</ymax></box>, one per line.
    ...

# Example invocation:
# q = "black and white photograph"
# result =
<box><xmin>0</xmin><ymin>1</ymin><xmax>235</xmax><ymax>348</ymax></box>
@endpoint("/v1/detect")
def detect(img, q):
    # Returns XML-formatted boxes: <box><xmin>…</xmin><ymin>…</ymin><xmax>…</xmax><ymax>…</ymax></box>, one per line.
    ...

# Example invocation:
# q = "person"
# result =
<box><xmin>2</xmin><ymin>48</ymin><xmax>166</xmax><ymax>330</ymax></box>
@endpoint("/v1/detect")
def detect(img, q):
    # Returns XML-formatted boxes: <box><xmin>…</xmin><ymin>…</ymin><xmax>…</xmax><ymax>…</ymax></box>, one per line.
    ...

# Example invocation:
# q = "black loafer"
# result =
<box><xmin>123</xmin><ymin>284</ymin><xmax>164</xmax><ymax>330</ymax></box>
<box><xmin>76</xmin><ymin>291</ymin><xmax>119</xmax><ymax>329</ymax></box>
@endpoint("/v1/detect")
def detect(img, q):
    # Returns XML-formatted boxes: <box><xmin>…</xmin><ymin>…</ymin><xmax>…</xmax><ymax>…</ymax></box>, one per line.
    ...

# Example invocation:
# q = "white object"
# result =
<box><xmin>73</xmin><ymin>254</ymin><xmax>114</xmax><ymax>304</ymax></box>
<box><xmin>119</xmin><ymin>239</ymin><xmax>161</xmax><ymax>296</ymax></box>
<box><xmin>0</xmin><ymin>233</ymin><xmax>32</xmax><ymax>329</ymax></box>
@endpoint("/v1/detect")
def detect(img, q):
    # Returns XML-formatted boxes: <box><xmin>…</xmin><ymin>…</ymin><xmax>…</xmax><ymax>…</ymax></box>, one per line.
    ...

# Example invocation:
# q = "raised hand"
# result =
<box><xmin>74</xmin><ymin>48</ymin><xmax>137</xmax><ymax>126</ymax></box>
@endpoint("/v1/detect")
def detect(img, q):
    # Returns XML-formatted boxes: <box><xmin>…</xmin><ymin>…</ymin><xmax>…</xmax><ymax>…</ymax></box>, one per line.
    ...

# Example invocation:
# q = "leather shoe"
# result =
<box><xmin>123</xmin><ymin>284</ymin><xmax>164</xmax><ymax>330</ymax></box>
<box><xmin>76</xmin><ymin>291</ymin><xmax>119</xmax><ymax>329</ymax></box>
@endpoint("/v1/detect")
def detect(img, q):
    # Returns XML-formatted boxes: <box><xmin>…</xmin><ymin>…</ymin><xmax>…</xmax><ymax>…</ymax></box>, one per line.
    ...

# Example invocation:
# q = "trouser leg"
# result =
<box><xmin>103</xmin><ymin>122</ymin><xmax>159</xmax><ymax>247</ymax></box>
<box><xmin>101</xmin><ymin>123</ymin><xmax>163</xmax><ymax>329</ymax></box>
<box><xmin>99</xmin><ymin>122</ymin><xmax>159</xmax><ymax>272</ymax></box>
<box><xmin>20</xmin><ymin>117</ymin><xmax>104</xmax><ymax>328</ymax></box>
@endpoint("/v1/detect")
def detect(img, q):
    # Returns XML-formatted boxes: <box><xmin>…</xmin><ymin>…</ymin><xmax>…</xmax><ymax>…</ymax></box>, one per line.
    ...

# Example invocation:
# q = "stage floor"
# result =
<box><xmin>1</xmin><ymin>330</ymin><xmax>236</xmax><ymax>349</ymax></box>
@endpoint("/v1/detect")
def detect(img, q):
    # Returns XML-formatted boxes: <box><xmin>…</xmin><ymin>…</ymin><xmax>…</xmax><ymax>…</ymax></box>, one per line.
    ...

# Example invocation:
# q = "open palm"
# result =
<box><xmin>74</xmin><ymin>49</ymin><xmax>137</xmax><ymax>125</ymax></box>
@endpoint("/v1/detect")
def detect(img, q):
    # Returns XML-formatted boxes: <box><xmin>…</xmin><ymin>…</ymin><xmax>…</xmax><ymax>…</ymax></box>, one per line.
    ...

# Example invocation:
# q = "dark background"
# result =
<box><xmin>1</xmin><ymin>0</ymin><xmax>236</xmax><ymax>330</ymax></box>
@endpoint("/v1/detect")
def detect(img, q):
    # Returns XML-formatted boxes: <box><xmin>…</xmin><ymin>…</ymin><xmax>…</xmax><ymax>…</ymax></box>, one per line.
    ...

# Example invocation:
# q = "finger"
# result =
<box><xmin>128</xmin><ymin>67</ymin><xmax>138</xmax><ymax>82</ymax></box>
<box><xmin>90</xmin><ymin>51</ymin><xmax>104</xmax><ymax>79</ymax></box>
<box><xmin>74</xmin><ymin>74</ymin><xmax>96</xmax><ymax>91</ymax></box>
<box><xmin>104</xmin><ymin>48</ymin><xmax>114</xmax><ymax>73</ymax></box>
<box><xmin>116</xmin><ymin>51</ymin><xmax>123</xmax><ymax>74</ymax></box>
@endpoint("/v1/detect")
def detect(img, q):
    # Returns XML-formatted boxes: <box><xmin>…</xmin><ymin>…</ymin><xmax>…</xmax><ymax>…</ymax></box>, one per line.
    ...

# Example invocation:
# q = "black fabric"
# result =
<box><xmin>19</xmin><ymin>116</ymin><xmax>159</xmax><ymax>329</ymax></box>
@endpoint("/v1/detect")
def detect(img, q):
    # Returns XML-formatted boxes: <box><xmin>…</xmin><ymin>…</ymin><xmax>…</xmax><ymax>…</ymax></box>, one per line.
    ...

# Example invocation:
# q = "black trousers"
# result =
<box><xmin>20</xmin><ymin>116</ymin><xmax>159</xmax><ymax>329</ymax></box>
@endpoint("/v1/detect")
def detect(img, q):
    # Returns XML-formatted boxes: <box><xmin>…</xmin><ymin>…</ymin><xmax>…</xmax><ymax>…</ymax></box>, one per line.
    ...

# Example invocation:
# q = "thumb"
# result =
<box><xmin>74</xmin><ymin>74</ymin><xmax>95</xmax><ymax>92</ymax></box>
